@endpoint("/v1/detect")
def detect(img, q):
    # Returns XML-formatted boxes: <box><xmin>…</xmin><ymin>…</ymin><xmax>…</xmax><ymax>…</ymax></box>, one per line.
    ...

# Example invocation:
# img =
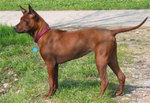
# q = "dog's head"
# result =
<box><xmin>14</xmin><ymin>5</ymin><xmax>39</xmax><ymax>34</ymax></box>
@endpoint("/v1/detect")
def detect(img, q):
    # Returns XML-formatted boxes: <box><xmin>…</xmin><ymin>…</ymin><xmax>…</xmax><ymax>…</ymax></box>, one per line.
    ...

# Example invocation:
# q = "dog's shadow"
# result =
<box><xmin>58</xmin><ymin>79</ymin><xmax>150</xmax><ymax>97</ymax></box>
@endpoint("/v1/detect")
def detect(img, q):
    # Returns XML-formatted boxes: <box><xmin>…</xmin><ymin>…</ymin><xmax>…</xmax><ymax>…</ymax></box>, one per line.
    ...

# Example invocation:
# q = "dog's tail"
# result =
<box><xmin>111</xmin><ymin>17</ymin><xmax>148</xmax><ymax>36</ymax></box>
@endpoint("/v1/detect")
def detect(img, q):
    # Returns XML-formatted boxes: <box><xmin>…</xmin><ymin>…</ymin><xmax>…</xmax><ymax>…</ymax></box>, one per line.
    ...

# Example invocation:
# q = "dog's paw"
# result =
<box><xmin>92</xmin><ymin>95</ymin><xmax>102</xmax><ymax>99</ymax></box>
<box><xmin>116</xmin><ymin>91</ymin><xmax>122</xmax><ymax>96</ymax></box>
<box><xmin>43</xmin><ymin>94</ymin><xmax>50</xmax><ymax>99</ymax></box>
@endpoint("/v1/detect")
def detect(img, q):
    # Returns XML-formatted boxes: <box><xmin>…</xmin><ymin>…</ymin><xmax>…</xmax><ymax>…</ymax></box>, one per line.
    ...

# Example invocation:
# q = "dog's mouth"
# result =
<box><xmin>14</xmin><ymin>27</ymin><xmax>26</xmax><ymax>34</ymax></box>
<box><xmin>16</xmin><ymin>31</ymin><xmax>25</xmax><ymax>33</ymax></box>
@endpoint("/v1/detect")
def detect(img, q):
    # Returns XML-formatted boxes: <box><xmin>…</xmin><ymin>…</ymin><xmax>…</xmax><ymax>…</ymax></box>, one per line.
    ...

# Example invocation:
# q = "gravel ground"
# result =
<box><xmin>0</xmin><ymin>10</ymin><xmax>150</xmax><ymax>103</ymax></box>
<box><xmin>116</xmin><ymin>27</ymin><xmax>150</xmax><ymax>103</ymax></box>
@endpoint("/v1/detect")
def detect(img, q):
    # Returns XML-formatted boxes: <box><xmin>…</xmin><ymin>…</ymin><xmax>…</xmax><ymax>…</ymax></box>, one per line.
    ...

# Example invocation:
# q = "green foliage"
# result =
<box><xmin>0</xmin><ymin>0</ymin><xmax>150</xmax><ymax>10</ymax></box>
<box><xmin>0</xmin><ymin>24</ymin><xmax>32</xmax><ymax>47</ymax></box>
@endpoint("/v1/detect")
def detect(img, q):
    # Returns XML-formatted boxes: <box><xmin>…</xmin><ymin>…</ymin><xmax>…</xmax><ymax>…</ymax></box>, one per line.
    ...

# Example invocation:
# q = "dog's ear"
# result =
<box><xmin>28</xmin><ymin>4</ymin><xmax>36</xmax><ymax>15</ymax></box>
<box><xmin>20</xmin><ymin>5</ymin><xmax>27</xmax><ymax>14</ymax></box>
<box><xmin>28</xmin><ymin>4</ymin><xmax>39</xmax><ymax>21</ymax></box>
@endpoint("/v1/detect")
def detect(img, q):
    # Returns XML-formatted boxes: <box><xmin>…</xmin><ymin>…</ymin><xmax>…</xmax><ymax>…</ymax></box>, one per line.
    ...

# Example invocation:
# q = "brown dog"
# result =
<box><xmin>14</xmin><ymin>5</ymin><xmax>148</xmax><ymax>98</ymax></box>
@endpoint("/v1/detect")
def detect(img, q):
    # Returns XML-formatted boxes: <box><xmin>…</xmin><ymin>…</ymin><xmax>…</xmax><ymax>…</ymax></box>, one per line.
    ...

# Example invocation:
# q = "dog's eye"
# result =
<box><xmin>23</xmin><ymin>19</ymin><xmax>28</xmax><ymax>23</ymax></box>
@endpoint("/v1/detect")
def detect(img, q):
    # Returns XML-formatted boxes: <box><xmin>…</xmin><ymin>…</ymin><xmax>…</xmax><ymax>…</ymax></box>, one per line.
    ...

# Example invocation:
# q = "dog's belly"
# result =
<box><xmin>55</xmin><ymin>48</ymin><xmax>93</xmax><ymax>64</ymax></box>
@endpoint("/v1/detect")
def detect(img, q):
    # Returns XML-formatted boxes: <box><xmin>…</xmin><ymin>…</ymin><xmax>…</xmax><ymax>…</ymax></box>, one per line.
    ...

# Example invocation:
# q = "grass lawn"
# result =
<box><xmin>0</xmin><ymin>24</ymin><xmax>132</xmax><ymax>103</ymax></box>
<box><xmin>0</xmin><ymin>0</ymin><xmax>150</xmax><ymax>10</ymax></box>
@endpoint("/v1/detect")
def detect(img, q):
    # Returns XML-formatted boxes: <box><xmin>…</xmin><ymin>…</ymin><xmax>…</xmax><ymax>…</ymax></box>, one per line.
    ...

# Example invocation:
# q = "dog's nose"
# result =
<box><xmin>14</xmin><ymin>26</ymin><xmax>17</xmax><ymax>30</ymax></box>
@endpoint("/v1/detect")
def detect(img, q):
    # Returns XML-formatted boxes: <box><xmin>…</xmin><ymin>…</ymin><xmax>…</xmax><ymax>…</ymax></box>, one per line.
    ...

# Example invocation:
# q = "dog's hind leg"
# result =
<box><xmin>94</xmin><ymin>43</ymin><xmax>113</xmax><ymax>97</ymax></box>
<box><xmin>108</xmin><ymin>44</ymin><xmax>126</xmax><ymax>96</ymax></box>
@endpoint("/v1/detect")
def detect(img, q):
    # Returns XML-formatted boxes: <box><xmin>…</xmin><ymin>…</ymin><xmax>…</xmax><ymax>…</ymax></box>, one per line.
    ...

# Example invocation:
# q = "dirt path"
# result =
<box><xmin>116</xmin><ymin>27</ymin><xmax>150</xmax><ymax>103</ymax></box>
<box><xmin>0</xmin><ymin>10</ymin><xmax>150</xmax><ymax>27</ymax></box>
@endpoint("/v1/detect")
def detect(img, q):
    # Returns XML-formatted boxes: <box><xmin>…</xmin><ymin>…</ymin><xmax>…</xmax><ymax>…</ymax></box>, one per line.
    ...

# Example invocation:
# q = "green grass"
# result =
<box><xmin>0</xmin><ymin>0</ymin><xmax>150</xmax><ymax>10</ymax></box>
<box><xmin>0</xmin><ymin>24</ymin><xmax>132</xmax><ymax>103</ymax></box>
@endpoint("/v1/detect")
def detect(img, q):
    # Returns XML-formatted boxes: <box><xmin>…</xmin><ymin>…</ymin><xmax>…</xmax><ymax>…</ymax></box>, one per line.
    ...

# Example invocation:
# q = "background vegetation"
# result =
<box><xmin>0</xmin><ymin>0</ymin><xmax>150</xmax><ymax>10</ymax></box>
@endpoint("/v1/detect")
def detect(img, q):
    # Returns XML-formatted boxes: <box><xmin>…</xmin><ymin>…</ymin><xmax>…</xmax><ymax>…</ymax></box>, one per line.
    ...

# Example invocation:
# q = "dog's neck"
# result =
<box><xmin>28</xmin><ymin>17</ymin><xmax>49</xmax><ymax>41</ymax></box>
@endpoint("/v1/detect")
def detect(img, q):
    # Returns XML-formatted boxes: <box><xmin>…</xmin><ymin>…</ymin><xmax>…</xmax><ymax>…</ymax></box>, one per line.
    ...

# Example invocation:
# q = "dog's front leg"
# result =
<box><xmin>54</xmin><ymin>64</ymin><xmax>58</xmax><ymax>91</ymax></box>
<box><xmin>43</xmin><ymin>61</ymin><xmax>57</xmax><ymax>99</ymax></box>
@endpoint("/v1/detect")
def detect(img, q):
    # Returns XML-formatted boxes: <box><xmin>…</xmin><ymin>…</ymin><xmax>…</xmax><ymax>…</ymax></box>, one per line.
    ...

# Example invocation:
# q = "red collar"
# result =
<box><xmin>34</xmin><ymin>26</ymin><xmax>50</xmax><ymax>43</ymax></box>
